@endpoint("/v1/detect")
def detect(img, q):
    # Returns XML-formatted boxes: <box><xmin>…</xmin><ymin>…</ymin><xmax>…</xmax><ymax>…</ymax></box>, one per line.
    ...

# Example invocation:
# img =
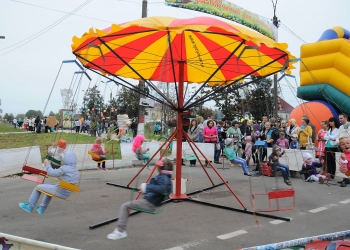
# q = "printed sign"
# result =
<box><xmin>165</xmin><ymin>0</ymin><xmax>278</xmax><ymax>40</ymax></box>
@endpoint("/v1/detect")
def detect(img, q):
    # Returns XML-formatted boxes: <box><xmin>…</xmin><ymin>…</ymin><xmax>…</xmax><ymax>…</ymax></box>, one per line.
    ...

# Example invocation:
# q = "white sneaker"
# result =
<box><xmin>107</xmin><ymin>229</ymin><xmax>127</xmax><ymax>240</ymax></box>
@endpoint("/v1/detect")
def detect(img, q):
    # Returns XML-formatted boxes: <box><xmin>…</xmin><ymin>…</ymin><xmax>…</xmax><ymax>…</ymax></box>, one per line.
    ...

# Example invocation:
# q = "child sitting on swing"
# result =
<box><xmin>132</xmin><ymin>135</ymin><xmax>150</xmax><ymax>169</ymax></box>
<box><xmin>223</xmin><ymin>138</ymin><xmax>251</xmax><ymax>176</ymax></box>
<box><xmin>301</xmin><ymin>152</ymin><xmax>328</xmax><ymax>183</ymax></box>
<box><xmin>90</xmin><ymin>137</ymin><xmax>109</xmax><ymax>170</ymax></box>
<box><xmin>47</xmin><ymin>139</ymin><xmax>67</xmax><ymax>169</ymax></box>
<box><xmin>107</xmin><ymin>159</ymin><xmax>173</xmax><ymax>240</ymax></box>
<box><xmin>268</xmin><ymin>145</ymin><xmax>292</xmax><ymax>186</ymax></box>
<box><xmin>19</xmin><ymin>151</ymin><xmax>79</xmax><ymax>214</ymax></box>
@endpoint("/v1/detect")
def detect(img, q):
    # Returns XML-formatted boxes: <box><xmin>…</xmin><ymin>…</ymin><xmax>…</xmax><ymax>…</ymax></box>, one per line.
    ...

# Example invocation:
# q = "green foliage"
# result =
<box><xmin>82</xmin><ymin>85</ymin><xmax>104</xmax><ymax>118</ymax></box>
<box><xmin>3</xmin><ymin>113</ymin><xmax>14</xmax><ymax>121</ymax></box>
<box><xmin>16</xmin><ymin>114</ymin><xmax>25</xmax><ymax>119</ymax></box>
<box><xmin>196</xmin><ymin>76</ymin><xmax>275</xmax><ymax>121</ymax></box>
<box><xmin>25</xmin><ymin>110</ymin><xmax>43</xmax><ymax>119</ymax></box>
<box><xmin>196</xmin><ymin>107</ymin><xmax>216</xmax><ymax>120</ymax></box>
<box><xmin>116</xmin><ymin>86</ymin><xmax>139</xmax><ymax>119</ymax></box>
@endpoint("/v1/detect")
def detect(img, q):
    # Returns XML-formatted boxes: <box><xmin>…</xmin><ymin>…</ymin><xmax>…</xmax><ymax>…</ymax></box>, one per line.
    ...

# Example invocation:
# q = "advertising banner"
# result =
<box><xmin>165</xmin><ymin>0</ymin><xmax>278</xmax><ymax>40</ymax></box>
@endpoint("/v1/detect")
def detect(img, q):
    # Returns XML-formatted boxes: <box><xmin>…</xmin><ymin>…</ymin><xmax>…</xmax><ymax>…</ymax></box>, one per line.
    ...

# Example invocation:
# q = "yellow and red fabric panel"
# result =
<box><xmin>72</xmin><ymin>16</ymin><xmax>295</xmax><ymax>85</ymax></box>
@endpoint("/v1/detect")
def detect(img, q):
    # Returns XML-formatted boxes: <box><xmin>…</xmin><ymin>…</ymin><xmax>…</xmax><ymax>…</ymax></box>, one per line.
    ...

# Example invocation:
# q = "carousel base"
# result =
<box><xmin>89</xmin><ymin>182</ymin><xmax>290</xmax><ymax>230</ymax></box>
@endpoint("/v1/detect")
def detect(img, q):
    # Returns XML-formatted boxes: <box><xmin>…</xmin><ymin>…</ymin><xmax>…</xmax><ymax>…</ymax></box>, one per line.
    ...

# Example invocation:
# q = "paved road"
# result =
<box><xmin>1</xmin><ymin>163</ymin><xmax>349</xmax><ymax>250</ymax></box>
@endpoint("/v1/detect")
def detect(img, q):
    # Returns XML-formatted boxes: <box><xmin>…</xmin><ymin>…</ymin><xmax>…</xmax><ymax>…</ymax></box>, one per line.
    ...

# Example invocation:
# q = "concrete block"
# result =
<box><xmin>0</xmin><ymin>146</ymin><xmax>42</xmax><ymax>176</ymax></box>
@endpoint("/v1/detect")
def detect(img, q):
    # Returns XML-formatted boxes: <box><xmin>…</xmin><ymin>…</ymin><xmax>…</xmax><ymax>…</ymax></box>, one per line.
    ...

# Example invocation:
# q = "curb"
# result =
<box><xmin>0</xmin><ymin>232</ymin><xmax>80</xmax><ymax>250</ymax></box>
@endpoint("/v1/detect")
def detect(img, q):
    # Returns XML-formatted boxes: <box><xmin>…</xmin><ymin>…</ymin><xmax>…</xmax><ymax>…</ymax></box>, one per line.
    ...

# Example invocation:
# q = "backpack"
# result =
<box><xmin>271</xmin><ymin>127</ymin><xmax>280</xmax><ymax>142</ymax></box>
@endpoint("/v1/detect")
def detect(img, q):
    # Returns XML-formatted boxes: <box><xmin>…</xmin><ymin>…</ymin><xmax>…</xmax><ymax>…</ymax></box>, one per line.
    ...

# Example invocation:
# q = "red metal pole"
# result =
<box><xmin>182</xmin><ymin>131</ymin><xmax>247</xmax><ymax>209</ymax></box>
<box><xmin>173</xmin><ymin>61</ymin><xmax>186</xmax><ymax>199</ymax></box>
<box><xmin>182</xmin><ymin>130</ymin><xmax>215</xmax><ymax>185</ymax></box>
<box><xmin>127</xmin><ymin>129</ymin><xmax>177</xmax><ymax>187</ymax></box>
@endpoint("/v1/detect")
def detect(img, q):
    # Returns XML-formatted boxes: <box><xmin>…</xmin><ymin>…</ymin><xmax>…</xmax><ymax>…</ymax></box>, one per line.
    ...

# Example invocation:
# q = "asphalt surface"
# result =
<box><xmin>1</xmin><ymin>162</ymin><xmax>350</xmax><ymax>250</ymax></box>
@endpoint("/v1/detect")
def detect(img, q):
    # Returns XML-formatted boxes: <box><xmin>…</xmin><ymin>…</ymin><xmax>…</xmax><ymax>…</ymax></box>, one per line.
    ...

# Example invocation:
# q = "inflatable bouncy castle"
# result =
<box><xmin>289</xmin><ymin>27</ymin><xmax>350</xmax><ymax>141</ymax></box>
<box><xmin>297</xmin><ymin>26</ymin><xmax>350</xmax><ymax>116</ymax></box>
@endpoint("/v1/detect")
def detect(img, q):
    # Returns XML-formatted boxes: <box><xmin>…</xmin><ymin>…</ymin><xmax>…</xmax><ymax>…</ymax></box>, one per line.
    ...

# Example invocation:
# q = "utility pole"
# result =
<box><xmin>272</xmin><ymin>0</ymin><xmax>279</xmax><ymax>119</ymax></box>
<box><xmin>137</xmin><ymin>0</ymin><xmax>147</xmax><ymax>135</ymax></box>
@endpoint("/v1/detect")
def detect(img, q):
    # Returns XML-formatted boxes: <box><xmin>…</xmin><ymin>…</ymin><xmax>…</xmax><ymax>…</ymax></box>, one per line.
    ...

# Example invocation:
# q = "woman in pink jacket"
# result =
<box><xmin>202</xmin><ymin>120</ymin><xmax>220</xmax><ymax>165</ymax></box>
<box><xmin>90</xmin><ymin>137</ymin><xmax>109</xmax><ymax>170</ymax></box>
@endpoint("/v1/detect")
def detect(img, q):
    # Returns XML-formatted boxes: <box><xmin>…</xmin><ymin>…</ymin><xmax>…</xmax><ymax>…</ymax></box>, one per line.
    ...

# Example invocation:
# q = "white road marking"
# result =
<box><xmin>164</xmin><ymin>239</ymin><xmax>208</xmax><ymax>250</ymax></box>
<box><xmin>217</xmin><ymin>230</ymin><xmax>248</xmax><ymax>240</ymax></box>
<box><xmin>269</xmin><ymin>220</ymin><xmax>286</xmax><ymax>225</ymax></box>
<box><xmin>309</xmin><ymin>207</ymin><xmax>328</xmax><ymax>213</ymax></box>
<box><xmin>339</xmin><ymin>199</ymin><xmax>350</xmax><ymax>204</ymax></box>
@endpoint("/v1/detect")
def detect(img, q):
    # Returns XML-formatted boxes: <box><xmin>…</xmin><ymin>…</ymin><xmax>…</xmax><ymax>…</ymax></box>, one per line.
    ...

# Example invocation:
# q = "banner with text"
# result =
<box><xmin>165</xmin><ymin>0</ymin><xmax>277</xmax><ymax>40</ymax></box>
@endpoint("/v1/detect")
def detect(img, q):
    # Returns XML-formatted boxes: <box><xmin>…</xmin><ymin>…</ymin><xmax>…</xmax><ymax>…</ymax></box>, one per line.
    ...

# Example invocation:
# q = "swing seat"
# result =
<box><xmin>88</xmin><ymin>151</ymin><xmax>106</xmax><ymax>163</ymax></box>
<box><xmin>129</xmin><ymin>189</ymin><xmax>168</xmax><ymax>214</ymax></box>
<box><xmin>36</xmin><ymin>178</ymin><xmax>80</xmax><ymax>202</ymax></box>
<box><xmin>250</xmin><ymin>189</ymin><xmax>295</xmax><ymax>212</ymax></box>
<box><xmin>46</xmin><ymin>155</ymin><xmax>61</xmax><ymax>166</ymax></box>
<box><xmin>21</xmin><ymin>165</ymin><xmax>47</xmax><ymax>184</ymax></box>
<box><xmin>185</xmin><ymin>155</ymin><xmax>196</xmax><ymax>161</ymax></box>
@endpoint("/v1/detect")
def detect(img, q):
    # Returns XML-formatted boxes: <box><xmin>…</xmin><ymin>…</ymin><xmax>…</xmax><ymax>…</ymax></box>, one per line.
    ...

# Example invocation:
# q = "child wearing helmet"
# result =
<box><xmin>47</xmin><ymin>139</ymin><xmax>67</xmax><ymax>169</ymax></box>
<box><xmin>107</xmin><ymin>159</ymin><xmax>173</xmax><ymax>240</ymax></box>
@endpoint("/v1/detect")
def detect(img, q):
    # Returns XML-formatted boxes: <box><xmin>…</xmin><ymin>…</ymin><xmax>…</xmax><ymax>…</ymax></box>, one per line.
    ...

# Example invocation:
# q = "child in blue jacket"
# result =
<box><xmin>223</xmin><ymin>138</ymin><xmax>251</xmax><ymax>176</ymax></box>
<box><xmin>107</xmin><ymin>159</ymin><xmax>173</xmax><ymax>240</ymax></box>
<box><xmin>19</xmin><ymin>151</ymin><xmax>79</xmax><ymax>214</ymax></box>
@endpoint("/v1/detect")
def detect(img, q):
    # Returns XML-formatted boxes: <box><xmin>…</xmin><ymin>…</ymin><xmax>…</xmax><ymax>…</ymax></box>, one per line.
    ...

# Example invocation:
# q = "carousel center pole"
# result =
<box><xmin>169</xmin><ymin>60</ymin><xmax>188</xmax><ymax>199</ymax></box>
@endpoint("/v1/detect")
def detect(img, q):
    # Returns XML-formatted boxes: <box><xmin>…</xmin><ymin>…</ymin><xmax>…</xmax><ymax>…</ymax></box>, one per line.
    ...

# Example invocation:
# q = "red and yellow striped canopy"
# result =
<box><xmin>72</xmin><ymin>16</ymin><xmax>295</xmax><ymax>85</ymax></box>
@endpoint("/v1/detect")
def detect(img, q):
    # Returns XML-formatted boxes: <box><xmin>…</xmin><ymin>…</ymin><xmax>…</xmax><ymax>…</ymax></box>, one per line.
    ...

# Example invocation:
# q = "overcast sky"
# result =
<box><xmin>0</xmin><ymin>0</ymin><xmax>348</xmax><ymax>116</ymax></box>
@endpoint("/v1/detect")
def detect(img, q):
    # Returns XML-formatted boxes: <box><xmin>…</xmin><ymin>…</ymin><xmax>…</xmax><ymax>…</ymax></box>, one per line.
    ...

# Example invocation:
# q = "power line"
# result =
<box><xmin>280</xmin><ymin>22</ymin><xmax>307</xmax><ymax>43</ymax></box>
<box><xmin>0</xmin><ymin>0</ymin><xmax>93</xmax><ymax>56</ymax></box>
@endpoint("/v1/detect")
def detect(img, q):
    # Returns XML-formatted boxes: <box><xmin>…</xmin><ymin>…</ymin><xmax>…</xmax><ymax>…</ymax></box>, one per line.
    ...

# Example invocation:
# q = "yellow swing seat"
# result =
<box><xmin>88</xmin><ymin>150</ymin><xmax>106</xmax><ymax>163</ymax></box>
<box><xmin>36</xmin><ymin>176</ymin><xmax>80</xmax><ymax>202</ymax></box>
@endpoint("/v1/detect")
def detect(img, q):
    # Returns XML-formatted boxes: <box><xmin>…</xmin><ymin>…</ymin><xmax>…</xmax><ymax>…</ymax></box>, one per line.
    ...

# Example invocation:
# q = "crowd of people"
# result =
<box><xmin>11</xmin><ymin>116</ymin><xmax>58</xmax><ymax>133</ymax></box>
<box><xmin>186</xmin><ymin>113</ymin><xmax>350</xmax><ymax>187</ymax></box>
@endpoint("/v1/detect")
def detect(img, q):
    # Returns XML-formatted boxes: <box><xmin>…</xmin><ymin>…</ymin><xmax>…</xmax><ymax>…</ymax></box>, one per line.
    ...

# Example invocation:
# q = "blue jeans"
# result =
<box><xmin>137</xmin><ymin>154</ymin><xmax>150</xmax><ymax>168</ymax></box>
<box><xmin>275</xmin><ymin>163</ymin><xmax>290</xmax><ymax>181</ymax></box>
<box><xmin>214</xmin><ymin>147</ymin><xmax>221</xmax><ymax>162</ymax></box>
<box><xmin>198</xmin><ymin>133</ymin><xmax>204</xmax><ymax>143</ymax></box>
<box><xmin>230</xmin><ymin>158</ymin><xmax>250</xmax><ymax>174</ymax></box>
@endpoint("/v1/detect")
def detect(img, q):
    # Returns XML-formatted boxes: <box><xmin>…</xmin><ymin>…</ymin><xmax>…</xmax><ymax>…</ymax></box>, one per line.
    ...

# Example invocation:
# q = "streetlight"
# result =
<box><xmin>0</xmin><ymin>36</ymin><xmax>5</xmax><ymax>39</ymax></box>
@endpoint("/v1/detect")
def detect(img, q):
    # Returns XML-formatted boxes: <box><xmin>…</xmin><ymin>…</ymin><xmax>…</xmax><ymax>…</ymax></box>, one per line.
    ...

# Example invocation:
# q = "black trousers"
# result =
<box><xmin>325</xmin><ymin>147</ymin><xmax>338</xmax><ymax>177</ymax></box>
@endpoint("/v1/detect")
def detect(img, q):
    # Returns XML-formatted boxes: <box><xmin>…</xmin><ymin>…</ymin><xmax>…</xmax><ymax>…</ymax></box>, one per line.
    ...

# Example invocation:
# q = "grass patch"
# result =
<box><xmin>0</xmin><ymin>132</ymin><xmax>122</xmax><ymax>160</ymax></box>
<box><xmin>0</xmin><ymin>123</ymin><xmax>22</xmax><ymax>133</ymax></box>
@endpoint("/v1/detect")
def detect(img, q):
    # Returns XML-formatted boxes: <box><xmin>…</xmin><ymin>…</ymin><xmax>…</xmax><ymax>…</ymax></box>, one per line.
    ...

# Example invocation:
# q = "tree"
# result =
<box><xmin>247</xmin><ymin>77</ymin><xmax>275</xmax><ymax>121</ymax></box>
<box><xmin>25</xmin><ymin>110</ymin><xmax>43</xmax><ymax>118</ymax></box>
<box><xmin>196</xmin><ymin>107</ymin><xmax>216</xmax><ymax>120</ymax></box>
<box><xmin>3</xmin><ymin>113</ymin><xmax>14</xmax><ymax>121</ymax></box>
<box><xmin>16</xmin><ymin>114</ymin><xmax>25</xmax><ymax>119</ymax></box>
<box><xmin>116</xmin><ymin>86</ymin><xmax>139</xmax><ymax>119</ymax></box>
<box><xmin>195</xmin><ymin>76</ymin><xmax>275</xmax><ymax>122</ymax></box>
<box><xmin>82</xmin><ymin>85</ymin><xmax>104</xmax><ymax>119</ymax></box>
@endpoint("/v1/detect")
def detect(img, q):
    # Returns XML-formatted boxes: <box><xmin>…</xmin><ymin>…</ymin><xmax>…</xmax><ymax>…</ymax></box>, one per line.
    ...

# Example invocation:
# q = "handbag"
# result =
<box><xmin>306</xmin><ymin>135</ymin><xmax>314</xmax><ymax>150</ymax></box>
